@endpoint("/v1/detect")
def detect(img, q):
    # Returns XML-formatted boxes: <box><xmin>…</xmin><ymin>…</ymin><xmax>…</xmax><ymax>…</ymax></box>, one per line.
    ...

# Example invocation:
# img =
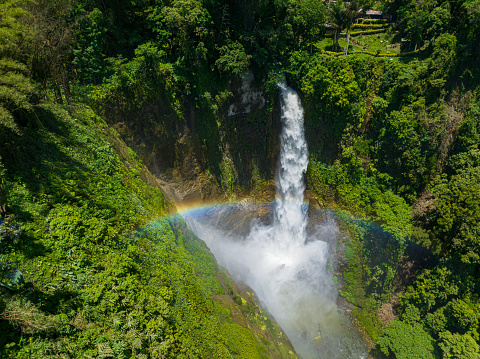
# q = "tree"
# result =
<box><xmin>215</xmin><ymin>41</ymin><xmax>251</xmax><ymax>76</ymax></box>
<box><xmin>402</xmin><ymin>267</ymin><xmax>458</xmax><ymax>314</ymax></box>
<box><xmin>148</xmin><ymin>0</ymin><xmax>212</xmax><ymax>66</ymax></box>
<box><xmin>0</xmin><ymin>60</ymin><xmax>36</xmax><ymax>114</ymax></box>
<box><xmin>342</xmin><ymin>0</ymin><xmax>360</xmax><ymax>55</ymax></box>
<box><xmin>0</xmin><ymin>0</ymin><xmax>34</xmax><ymax>61</ymax></box>
<box><xmin>301</xmin><ymin>56</ymin><xmax>359</xmax><ymax>111</ymax></box>
<box><xmin>72</xmin><ymin>8</ymin><xmax>108</xmax><ymax>84</ymax></box>
<box><xmin>29</xmin><ymin>0</ymin><xmax>75</xmax><ymax>103</ymax></box>
<box><xmin>429</xmin><ymin>166</ymin><xmax>480</xmax><ymax>264</ymax></box>
<box><xmin>460</xmin><ymin>0</ymin><xmax>480</xmax><ymax>65</ymax></box>
<box><xmin>444</xmin><ymin>299</ymin><xmax>480</xmax><ymax>339</ymax></box>
<box><xmin>288</xmin><ymin>0</ymin><xmax>327</xmax><ymax>53</ymax></box>
<box><xmin>0</xmin><ymin>2</ymin><xmax>37</xmax><ymax>119</ymax></box>
<box><xmin>329</xmin><ymin>1</ymin><xmax>346</xmax><ymax>52</ymax></box>
<box><xmin>398</xmin><ymin>0</ymin><xmax>451</xmax><ymax>50</ymax></box>
<box><xmin>439</xmin><ymin>331</ymin><xmax>480</xmax><ymax>359</ymax></box>
<box><xmin>377</xmin><ymin>320</ymin><xmax>436</xmax><ymax>359</ymax></box>
<box><xmin>0</xmin><ymin>59</ymin><xmax>37</xmax><ymax>137</ymax></box>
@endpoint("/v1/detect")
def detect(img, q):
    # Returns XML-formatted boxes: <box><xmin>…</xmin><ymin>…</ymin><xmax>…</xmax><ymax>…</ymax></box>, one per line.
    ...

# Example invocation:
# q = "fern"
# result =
<box><xmin>113</xmin><ymin>340</ymin><xmax>127</xmax><ymax>359</ymax></box>
<box><xmin>97</xmin><ymin>343</ymin><xmax>115</xmax><ymax>359</ymax></box>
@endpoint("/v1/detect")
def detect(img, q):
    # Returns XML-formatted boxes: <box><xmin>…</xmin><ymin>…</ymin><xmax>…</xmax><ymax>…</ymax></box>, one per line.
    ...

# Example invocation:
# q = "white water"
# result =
<box><xmin>185</xmin><ymin>84</ymin><xmax>366</xmax><ymax>358</ymax></box>
<box><xmin>274</xmin><ymin>83</ymin><xmax>309</xmax><ymax>250</ymax></box>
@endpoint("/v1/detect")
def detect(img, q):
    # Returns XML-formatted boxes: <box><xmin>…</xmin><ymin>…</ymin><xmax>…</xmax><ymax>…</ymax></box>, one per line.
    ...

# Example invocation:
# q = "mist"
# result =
<box><xmin>183</xmin><ymin>85</ymin><xmax>367</xmax><ymax>358</ymax></box>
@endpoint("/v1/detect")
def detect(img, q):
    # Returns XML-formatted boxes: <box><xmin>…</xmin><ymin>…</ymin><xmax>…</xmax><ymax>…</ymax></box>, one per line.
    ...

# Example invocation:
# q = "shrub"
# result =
<box><xmin>377</xmin><ymin>320</ymin><xmax>436</xmax><ymax>359</ymax></box>
<box><xmin>362</xmin><ymin>19</ymin><xmax>389</xmax><ymax>24</ymax></box>
<box><xmin>352</xmin><ymin>23</ymin><xmax>390</xmax><ymax>29</ymax></box>
<box><xmin>439</xmin><ymin>331</ymin><xmax>480</xmax><ymax>359</ymax></box>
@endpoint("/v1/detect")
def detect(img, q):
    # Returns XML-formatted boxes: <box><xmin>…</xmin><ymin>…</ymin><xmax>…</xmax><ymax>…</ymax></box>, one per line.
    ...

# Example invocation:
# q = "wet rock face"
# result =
<box><xmin>227</xmin><ymin>71</ymin><xmax>266</xmax><ymax>117</ymax></box>
<box><xmin>220</xmin><ymin>72</ymin><xmax>280</xmax><ymax>189</ymax></box>
<box><xmin>102</xmin><ymin>70</ymin><xmax>280</xmax><ymax>204</ymax></box>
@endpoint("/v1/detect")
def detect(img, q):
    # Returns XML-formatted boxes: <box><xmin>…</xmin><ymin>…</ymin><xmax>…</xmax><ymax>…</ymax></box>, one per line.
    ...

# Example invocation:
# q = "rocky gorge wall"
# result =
<box><xmin>102</xmin><ymin>71</ymin><xmax>281</xmax><ymax>204</ymax></box>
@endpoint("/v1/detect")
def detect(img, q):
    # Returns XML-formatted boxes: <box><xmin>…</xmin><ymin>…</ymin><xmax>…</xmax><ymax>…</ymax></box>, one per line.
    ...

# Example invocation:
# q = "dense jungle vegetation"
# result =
<box><xmin>1</xmin><ymin>0</ymin><xmax>480</xmax><ymax>357</ymax></box>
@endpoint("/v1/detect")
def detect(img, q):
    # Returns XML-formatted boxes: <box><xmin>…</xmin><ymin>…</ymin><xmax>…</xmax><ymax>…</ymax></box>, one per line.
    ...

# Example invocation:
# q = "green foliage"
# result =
<box><xmin>87</xmin><ymin>42</ymin><xmax>182</xmax><ymax>116</ymax></box>
<box><xmin>308</xmin><ymin>158</ymin><xmax>411</xmax><ymax>238</ymax></box>
<box><xmin>148</xmin><ymin>0</ymin><xmax>212</xmax><ymax>66</ymax></box>
<box><xmin>215</xmin><ymin>41</ymin><xmax>251</xmax><ymax>77</ymax></box>
<box><xmin>300</xmin><ymin>55</ymin><xmax>360</xmax><ymax>110</ymax></box>
<box><xmin>444</xmin><ymin>299</ymin><xmax>480</xmax><ymax>339</ymax></box>
<box><xmin>324</xmin><ymin>28</ymin><xmax>389</xmax><ymax>38</ymax></box>
<box><xmin>0</xmin><ymin>59</ymin><xmax>36</xmax><ymax>115</ymax></box>
<box><xmin>0</xmin><ymin>81</ymin><xmax>289</xmax><ymax>358</ymax></box>
<box><xmin>398</xmin><ymin>0</ymin><xmax>451</xmax><ymax>46</ymax></box>
<box><xmin>377</xmin><ymin>320</ymin><xmax>436</xmax><ymax>359</ymax></box>
<box><xmin>72</xmin><ymin>8</ymin><xmax>109</xmax><ymax>83</ymax></box>
<box><xmin>2</xmin><ymin>0</ymin><xmax>480</xmax><ymax>357</ymax></box>
<box><xmin>0</xmin><ymin>256</ymin><xmax>23</xmax><ymax>289</ymax></box>
<box><xmin>0</xmin><ymin>1</ymin><xmax>33</xmax><ymax>59</ymax></box>
<box><xmin>439</xmin><ymin>331</ymin><xmax>480</xmax><ymax>359</ymax></box>
<box><xmin>299</xmin><ymin>3</ymin><xmax>480</xmax><ymax>355</ymax></box>
<box><xmin>402</xmin><ymin>267</ymin><xmax>458</xmax><ymax>314</ymax></box>
<box><xmin>352</xmin><ymin>23</ymin><xmax>390</xmax><ymax>29</ymax></box>
<box><xmin>362</xmin><ymin>19</ymin><xmax>389</xmax><ymax>24</ymax></box>
<box><xmin>0</xmin><ymin>216</ymin><xmax>23</xmax><ymax>249</ymax></box>
<box><xmin>428</xmin><ymin>167</ymin><xmax>480</xmax><ymax>264</ymax></box>
<box><xmin>220</xmin><ymin>150</ymin><xmax>239</xmax><ymax>197</ymax></box>
<box><xmin>374</xmin><ymin>99</ymin><xmax>436</xmax><ymax>200</ymax></box>
<box><xmin>288</xmin><ymin>0</ymin><xmax>327</xmax><ymax>46</ymax></box>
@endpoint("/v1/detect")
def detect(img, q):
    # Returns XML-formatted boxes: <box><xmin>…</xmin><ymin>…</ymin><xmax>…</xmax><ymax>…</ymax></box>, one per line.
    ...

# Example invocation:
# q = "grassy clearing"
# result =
<box><xmin>315</xmin><ymin>29</ymin><xmax>404</xmax><ymax>56</ymax></box>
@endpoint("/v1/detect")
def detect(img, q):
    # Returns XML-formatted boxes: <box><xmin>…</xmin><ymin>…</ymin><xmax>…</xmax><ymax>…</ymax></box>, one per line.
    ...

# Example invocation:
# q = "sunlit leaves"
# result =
<box><xmin>0</xmin><ymin>0</ymin><xmax>33</xmax><ymax>59</ymax></box>
<box><xmin>377</xmin><ymin>320</ymin><xmax>436</xmax><ymax>359</ymax></box>
<box><xmin>374</xmin><ymin>190</ymin><xmax>412</xmax><ymax>239</ymax></box>
<box><xmin>287</xmin><ymin>0</ymin><xmax>327</xmax><ymax>44</ymax></box>
<box><xmin>399</xmin><ymin>0</ymin><xmax>451</xmax><ymax>45</ymax></box>
<box><xmin>403</xmin><ymin>267</ymin><xmax>458</xmax><ymax>313</ymax></box>
<box><xmin>301</xmin><ymin>56</ymin><xmax>360</xmax><ymax>110</ymax></box>
<box><xmin>215</xmin><ymin>41</ymin><xmax>251</xmax><ymax>77</ymax></box>
<box><xmin>439</xmin><ymin>331</ymin><xmax>480</xmax><ymax>359</ymax></box>
<box><xmin>0</xmin><ymin>60</ymin><xmax>36</xmax><ymax>114</ymax></box>
<box><xmin>429</xmin><ymin>167</ymin><xmax>480</xmax><ymax>263</ymax></box>
<box><xmin>148</xmin><ymin>0</ymin><xmax>212</xmax><ymax>65</ymax></box>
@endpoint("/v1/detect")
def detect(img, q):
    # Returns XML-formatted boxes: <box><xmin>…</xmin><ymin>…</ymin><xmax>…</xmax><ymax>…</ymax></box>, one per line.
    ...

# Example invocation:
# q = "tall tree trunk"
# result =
<box><xmin>334</xmin><ymin>29</ymin><xmax>340</xmax><ymax>52</ymax></box>
<box><xmin>344</xmin><ymin>27</ymin><xmax>351</xmax><ymax>55</ymax></box>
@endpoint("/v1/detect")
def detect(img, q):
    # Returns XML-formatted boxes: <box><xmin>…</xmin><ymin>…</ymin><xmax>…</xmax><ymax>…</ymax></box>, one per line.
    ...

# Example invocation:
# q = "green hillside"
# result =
<box><xmin>2</xmin><ymin>0</ymin><xmax>480</xmax><ymax>357</ymax></box>
<box><xmin>0</xmin><ymin>101</ymin><xmax>295</xmax><ymax>357</ymax></box>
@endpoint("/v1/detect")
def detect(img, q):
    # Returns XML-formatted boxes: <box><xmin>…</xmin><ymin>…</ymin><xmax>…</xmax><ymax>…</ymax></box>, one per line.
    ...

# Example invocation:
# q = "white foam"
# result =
<box><xmin>184</xmin><ymin>84</ymin><xmax>367</xmax><ymax>358</ymax></box>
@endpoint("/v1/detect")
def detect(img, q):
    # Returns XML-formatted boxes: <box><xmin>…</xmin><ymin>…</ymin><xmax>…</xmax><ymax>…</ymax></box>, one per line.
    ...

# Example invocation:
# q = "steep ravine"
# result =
<box><xmin>101</xmin><ymin>72</ymin><xmax>302</xmax><ymax>357</ymax></box>
<box><xmin>101</xmin><ymin>70</ymin><xmax>374</xmax><ymax>358</ymax></box>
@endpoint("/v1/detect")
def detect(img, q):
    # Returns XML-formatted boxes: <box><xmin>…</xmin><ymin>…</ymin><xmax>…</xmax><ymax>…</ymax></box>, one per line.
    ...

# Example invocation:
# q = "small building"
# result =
<box><xmin>364</xmin><ymin>10</ymin><xmax>391</xmax><ymax>20</ymax></box>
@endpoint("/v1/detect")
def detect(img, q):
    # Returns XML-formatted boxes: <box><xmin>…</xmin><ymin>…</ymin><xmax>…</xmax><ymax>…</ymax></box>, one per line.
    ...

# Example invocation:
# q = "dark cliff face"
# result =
<box><xmin>222</xmin><ymin>72</ymin><xmax>281</xmax><ymax>187</ymax></box>
<box><xmin>101</xmin><ymin>71</ymin><xmax>281</xmax><ymax>203</ymax></box>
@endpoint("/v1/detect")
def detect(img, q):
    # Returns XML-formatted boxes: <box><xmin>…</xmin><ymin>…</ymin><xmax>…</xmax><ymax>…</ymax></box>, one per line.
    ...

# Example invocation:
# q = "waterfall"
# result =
<box><xmin>274</xmin><ymin>83</ymin><xmax>309</xmax><ymax>249</ymax></box>
<box><xmin>184</xmin><ymin>84</ymin><xmax>367</xmax><ymax>359</ymax></box>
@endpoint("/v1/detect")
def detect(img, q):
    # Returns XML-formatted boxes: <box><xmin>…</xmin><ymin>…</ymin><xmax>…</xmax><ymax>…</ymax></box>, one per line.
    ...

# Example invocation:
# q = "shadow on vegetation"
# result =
<box><xmin>0</xmin><ymin>106</ymin><xmax>89</xmax><ymax>211</ymax></box>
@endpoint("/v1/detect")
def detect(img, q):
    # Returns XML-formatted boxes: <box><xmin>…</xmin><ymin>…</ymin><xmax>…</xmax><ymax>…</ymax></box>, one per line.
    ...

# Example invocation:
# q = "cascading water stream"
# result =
<box><xmin>274</xmin><ymin>83</ymin><xmax>309</xmax><ymax>249</ymax></box>
<box><xmin>184</xmin><ymin>84</ymin><xmax>367</xmax><ymax>358</ymax></box>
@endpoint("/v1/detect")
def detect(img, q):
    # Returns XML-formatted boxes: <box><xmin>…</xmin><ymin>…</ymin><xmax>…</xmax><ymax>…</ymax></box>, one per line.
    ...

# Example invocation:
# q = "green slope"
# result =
<box><xmin>0</xmin><ymin>102</ymin><xmax>295</xmax><ymax>358</ymax></box>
